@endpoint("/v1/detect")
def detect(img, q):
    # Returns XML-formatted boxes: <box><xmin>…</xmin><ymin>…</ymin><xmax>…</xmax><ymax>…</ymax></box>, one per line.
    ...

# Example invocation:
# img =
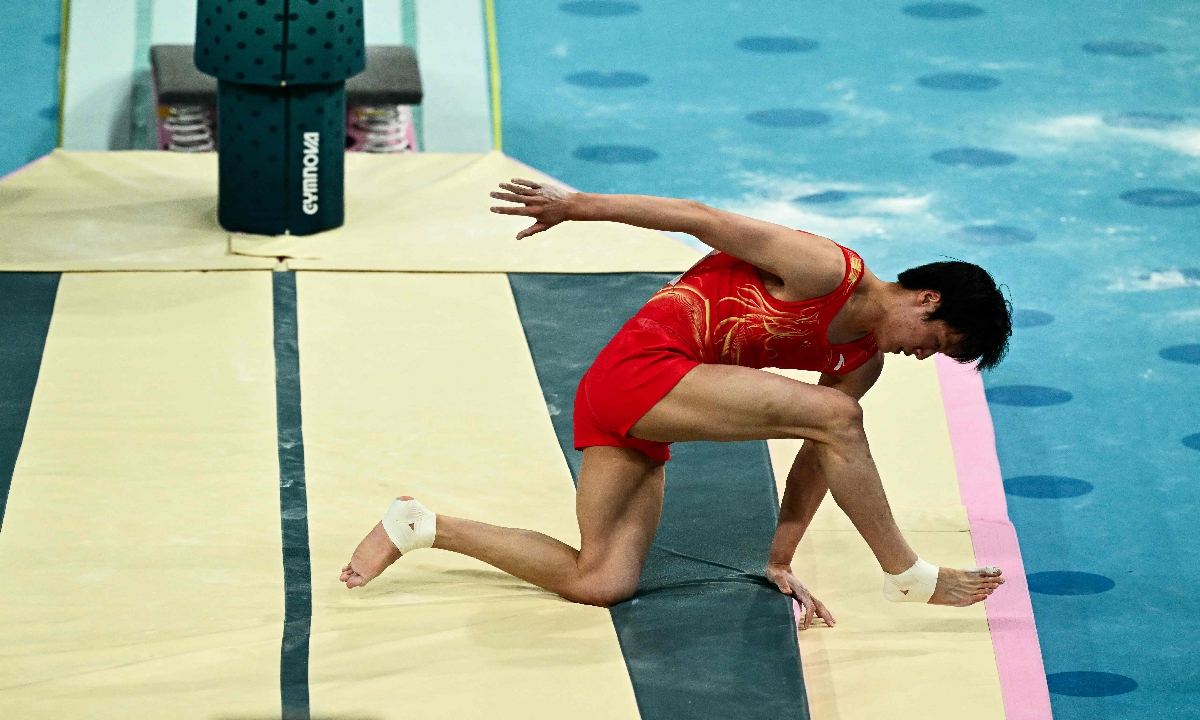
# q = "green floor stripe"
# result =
<box><xmin>0</xmin><ymin>273</ymin><xmax>59</xmax><ymax>533</ymax></box>
<box><xmin>508</xmin><ymin>273</ymin><xmax>809</xmax><ymax>720</ymax></box>
<box><xmin>273</xmin><ymin>272</ymin><xmax>313</xmax><ymax>720</ymax></box>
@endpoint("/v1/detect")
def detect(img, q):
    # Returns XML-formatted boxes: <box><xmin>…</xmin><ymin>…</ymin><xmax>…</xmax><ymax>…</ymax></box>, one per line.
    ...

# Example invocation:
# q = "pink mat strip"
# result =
<box><xmin>935</xmin><ymin>355</ymin><xmax>1053</xmax><ymax>720</ymax></box>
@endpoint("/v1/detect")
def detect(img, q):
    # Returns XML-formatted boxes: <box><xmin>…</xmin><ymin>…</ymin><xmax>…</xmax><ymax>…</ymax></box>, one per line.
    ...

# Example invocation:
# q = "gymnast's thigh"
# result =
<box><xmin>629</xmin><ymin>363</ymin><xmax>859</xmax><ymax>444</ymax></box>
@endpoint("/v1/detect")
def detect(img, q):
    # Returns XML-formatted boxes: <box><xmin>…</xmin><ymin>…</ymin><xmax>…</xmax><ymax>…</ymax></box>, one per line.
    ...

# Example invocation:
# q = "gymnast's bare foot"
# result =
<box><xmin>929</xmin><ymin>566</ymin><xmax>1004</xmax><ymax>606</ymax></box>
<box><xmin>340</xmin><ymin>495</ymin><xmax>416</xmax><ymax>589</ymax></box>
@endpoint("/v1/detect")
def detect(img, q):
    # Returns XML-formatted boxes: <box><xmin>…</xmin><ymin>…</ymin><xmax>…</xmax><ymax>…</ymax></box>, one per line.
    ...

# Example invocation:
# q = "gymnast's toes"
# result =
<box><xmin>341</xmin><ymin>521</ymin><xmax>402</xmax><ymax>589</ymax></box>
<box><xmin>929</xmin><ymin>566</ymin><xmax>1004</xmax><ymax>607</ymax></box>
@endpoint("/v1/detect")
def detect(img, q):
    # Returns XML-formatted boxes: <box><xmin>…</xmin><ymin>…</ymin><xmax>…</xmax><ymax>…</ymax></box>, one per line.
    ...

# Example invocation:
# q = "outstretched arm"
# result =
<box><xmin>764</xmin><ymin>353</ymin><xmax>885</xmax><ymax>629</ymax></box>
<box><xmin>489</xmin><ymin>179</ymin><xmax>835</xmax><ymax>283</ymax></box>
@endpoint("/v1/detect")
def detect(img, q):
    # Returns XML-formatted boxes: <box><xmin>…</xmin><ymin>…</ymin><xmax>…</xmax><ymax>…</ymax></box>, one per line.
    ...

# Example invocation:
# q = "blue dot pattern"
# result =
<box><xmin>955</xmin><ymin>225</ymin><xmax>1036</xmax><ymax>245</ymax></box>
<box><xmin>1004</xmin><ymin>475</ymin><xmax>1094</xmax><ymax>499</ymax></box>
<box><xmin>1012</xmin><ymin>309</ymin><xmax>1055</xmax><ymax>328</ymax></box>
<box><xmin>746</xmin><ymin>109</ymin><xmax>831</xmax><ymax>128</ymax></box>
<box><xmin>986</xmin><ymin>385</ymin><xmax>1073</xmax><ymax>406</ymax></box>
<box><xmin>1027</xmin><ymin>571</ymin><xmax>1115</xmax><ymax>595</ymax></box>
<box><xmin>1120</xmin><ymin>188</ymin><xmax>1200</xmax><ymax>207</ymax></box>
<box><xmin>1047</xmin><ymin>672</ymin><xmax>1138</xmax><ymax>697</ymax></box>
<box><xmin>558</xmin><ymin>1</ymin><xmax>640</xmax><ymax>16</ymax></box>
<box><xmin>735</xmin><ymin>36</ymin><xmax>819</xmax><ymax>53</ymax></box>
<box><xmin>1082</xmin><ymin>40</ymin><xmax>1166</xmax><ymax>57</ymax></box>
<box><xmin>902</xmin><ymin>3</ymin><xmax>985</xmax><ymax>19</ymax></box>
<box><xmin>1159</xmin><ymin>344</ymin><xmax>1200</xmax><ymax>365</ymax></box>
<box><xmin>917</xmin><ymin>73</ymin><xmax>1001</xmax><ymax>91</ymax></box>
<box><xmin>573</xmin><ymin>145</ymin><xmax>658</xmax><ymax>163</ymax></box>
<box><xmin>566</xmin><ymin>71</ymin><xmax>650</xmax><ymax>88</ymax></box>
<box><xmin>931</xmin><ymin>147</ymin><xmax>1018</xmax><ymax>167</ymax></box>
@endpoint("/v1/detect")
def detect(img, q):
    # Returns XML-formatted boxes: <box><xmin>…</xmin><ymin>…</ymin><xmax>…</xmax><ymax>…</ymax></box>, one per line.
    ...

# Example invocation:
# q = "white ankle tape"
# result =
<box><xmin>381</xmin><ymin>499</ymin><xmax>436</xmax><ymax>555</ymax></box>
<box><xmin>883</xmin><ymin>558</ymin><xmax>939</xmax><ymax>603</ymax></box>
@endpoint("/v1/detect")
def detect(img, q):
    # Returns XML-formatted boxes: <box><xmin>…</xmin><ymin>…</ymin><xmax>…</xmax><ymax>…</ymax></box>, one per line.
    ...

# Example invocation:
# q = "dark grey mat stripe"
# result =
<box><xmin>0</xmin><ymin>273</ymin><xmax>59</xmax><ymax>533</ymax></box>
<box><xmin>508</xmin><ymin>273</ymin><xmax>809</xmax><ymax>720</ymax></box>
<box><xmin>273</xmin><ymin>272</ymin><xmax>312</xmax><ymax>720</ymax></box>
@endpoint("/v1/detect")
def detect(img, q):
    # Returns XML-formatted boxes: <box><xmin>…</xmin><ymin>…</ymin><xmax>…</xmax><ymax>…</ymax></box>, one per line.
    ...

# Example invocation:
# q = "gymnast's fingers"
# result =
<box><xmin>813</xmin><ymin>596</ymin><xmax>836</xmax><ymax>627</ymax></box>
<box><xmin>511</xmin><ymin>178</ymin><xmax>542</xmax><ymax>189</ymax></box>
<box><xmin>802</xmin><ymin>598</ymin><xmax>816</xmax><ymax>630</ymax></box>
<box><xmin>491</xmin><ymin>205</ymin><xmax>537</xmax><ymax>216</ymax></box>
<box><xmin>490</xmin><ymin>191</ymin><xmax>535</xmax><ymax>204</ymax></box>
<box><xmin>516</xmin><ymin>221</ymin><xmax>549</xmax><ymax>240</ymax></box>
<box><xmin>500</xmin><ymin>182</ymin><xmax>539</xmax><ymax>195</ymax></box>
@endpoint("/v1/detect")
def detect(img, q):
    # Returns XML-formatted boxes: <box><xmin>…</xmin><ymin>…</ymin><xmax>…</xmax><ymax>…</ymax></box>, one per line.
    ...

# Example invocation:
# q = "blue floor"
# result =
<box><xmin>0</xmin><ymin>2</ymin><xmax>61</xmax><ymax>177</ymax></box>
<box><xmin>496</xmin><ymin>1</ymin><xmax>1200</xmax><ymax>717</ymax></box>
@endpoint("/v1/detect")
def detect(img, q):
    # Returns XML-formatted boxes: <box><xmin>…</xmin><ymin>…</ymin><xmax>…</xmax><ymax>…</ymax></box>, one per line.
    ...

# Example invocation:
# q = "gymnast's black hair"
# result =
<box><xmin>897</xmin><ymin>261</ymin><xmax>1012</xmax><ymax>371</ymax></box>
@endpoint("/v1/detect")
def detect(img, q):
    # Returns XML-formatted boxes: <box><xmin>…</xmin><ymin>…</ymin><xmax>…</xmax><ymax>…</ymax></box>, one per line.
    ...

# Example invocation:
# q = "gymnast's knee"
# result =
<box><xmin>772</xmin><ymin>389</ymin><xmax>864</xmax><ymax>444</ymax></box>
<box><xmin>823</xmin><ymin>395</ymin><xmax>865</xmax><ymax>442</ymax></box>
<box><xmin>814</xmin><ymin>401</ymin><xmax>867</xmax><ymax>453</ymax></box>
<box><xmin>563</xmin><ymin>577</ymin><xmax>638</xmax><ymax>608</ymax></box>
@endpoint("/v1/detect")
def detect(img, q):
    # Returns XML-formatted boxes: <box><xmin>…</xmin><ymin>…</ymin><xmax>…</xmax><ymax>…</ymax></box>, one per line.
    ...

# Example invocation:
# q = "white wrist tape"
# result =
<box><xmin>381</xmin><ymin>498</ymin><xmax>437</xmax><ymax>555</ymax></box>
<box><xmin>883</xmin><ymin>558</ymin><xmax>939</xmax><ymax>603</ymax></box>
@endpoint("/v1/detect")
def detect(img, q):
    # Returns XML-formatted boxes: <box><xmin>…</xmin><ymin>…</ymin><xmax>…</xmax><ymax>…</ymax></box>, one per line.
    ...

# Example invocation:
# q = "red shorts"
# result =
<box><xmin>573</xmin><ymin>317</ymin><xmax>700</xmax><ymax>463</ymax></box>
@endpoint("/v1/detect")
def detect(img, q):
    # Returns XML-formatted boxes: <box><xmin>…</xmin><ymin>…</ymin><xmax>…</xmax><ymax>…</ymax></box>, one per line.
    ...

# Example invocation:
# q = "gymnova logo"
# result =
<box><xmin>302</xmin><ymin>131</ymin><xmax>319</xmax><ymax>215</ymax></box>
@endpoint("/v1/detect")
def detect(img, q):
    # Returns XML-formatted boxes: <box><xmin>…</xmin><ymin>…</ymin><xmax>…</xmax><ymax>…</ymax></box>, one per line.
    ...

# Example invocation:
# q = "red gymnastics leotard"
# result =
<box><xmin>574</xmin><ymin>244</ymin><xmax>879</xmax><ymax>462</ymax></box>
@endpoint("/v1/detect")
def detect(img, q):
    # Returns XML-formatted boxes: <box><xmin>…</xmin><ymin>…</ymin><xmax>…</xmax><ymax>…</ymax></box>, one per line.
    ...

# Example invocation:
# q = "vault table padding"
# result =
<box><xmin>150</xmin><ymin>45</ymin><xmax>218</xmax><ymax>106</ymax></box>
<box><xmin>346</xmin><ymin>45</ymin><xmax>423</xmax><ymax>106</ymax></box>
<box><xmin>152</xmin><ymin>44</ymin><xmax>422</xmax><ymax>107</ymax></box>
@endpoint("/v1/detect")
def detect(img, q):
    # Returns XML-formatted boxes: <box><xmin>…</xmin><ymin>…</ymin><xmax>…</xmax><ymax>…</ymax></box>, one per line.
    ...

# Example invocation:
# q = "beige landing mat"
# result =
<box><xmin>232</xmin><ymin>151</ymin><xmax>701</xmax><ymax>272</ymax></box>
<box><xmin>0</xmin><ymin>151</ymin><xmax>276</xmax><ymax>271</ymax></box>
<box><xmin>0</xmin><ymin>272</ymin><xmax>285</xmax><ymax>719</ymax></box>
<box><xmin>1</xmin><ymin>150</ymin><xmax>698</xmax><ymax>273</ymax></box>
<box><xmin>295</xmin><ymin>272</ymin><xmax>640</xmax><ymax>719</ymax></box>
<box><xmin>767</xmin><ymin>357</ymin><xmax>1005</xmax><ymax>720</ymax></box>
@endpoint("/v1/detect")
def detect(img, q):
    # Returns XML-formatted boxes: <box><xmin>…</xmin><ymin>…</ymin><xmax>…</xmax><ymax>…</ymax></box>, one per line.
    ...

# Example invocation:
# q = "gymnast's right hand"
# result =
<box><xmin>766</xmin><ymin>562</ymin><xmax>836</xmax><ymax>630</ymax></box>
<box><xmin>489</xmin><ymin>178</ymin><xmax>577</xmax><ymax>239</ymax></box>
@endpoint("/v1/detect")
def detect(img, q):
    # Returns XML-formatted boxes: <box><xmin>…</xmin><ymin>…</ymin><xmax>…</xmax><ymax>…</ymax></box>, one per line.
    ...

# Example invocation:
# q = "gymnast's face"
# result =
<box><xmin>878</xmin><ymin>290</ymin><xmax>963</xmax><ymax>360</ymax></box>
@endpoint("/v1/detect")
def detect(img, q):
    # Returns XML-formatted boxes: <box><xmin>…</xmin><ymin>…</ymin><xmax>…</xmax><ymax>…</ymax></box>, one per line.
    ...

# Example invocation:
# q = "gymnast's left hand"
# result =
<box><xmin>489</xmin><ymin>178</ymin><xmax>577</xmax><ymax>239</ymax></box>
<box><xmin>766</xmin><ymin>562</ymin><xmax>836</xmax><ymax>630</ymax></box>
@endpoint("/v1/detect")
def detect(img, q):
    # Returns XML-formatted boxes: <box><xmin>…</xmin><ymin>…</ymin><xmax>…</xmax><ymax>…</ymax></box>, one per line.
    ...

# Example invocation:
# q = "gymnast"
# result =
<box><xmin>341</xmin><ymin>180</ymin><xmax>1010</xmax><ymax>628</ymax></box>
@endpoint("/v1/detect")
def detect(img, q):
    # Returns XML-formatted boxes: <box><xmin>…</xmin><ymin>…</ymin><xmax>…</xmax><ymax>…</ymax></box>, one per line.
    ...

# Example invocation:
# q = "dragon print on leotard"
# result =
<box><xmin>638</xmin><ymin>248</ymin><xmax>875</xmax><ymax>375</ymax></box>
